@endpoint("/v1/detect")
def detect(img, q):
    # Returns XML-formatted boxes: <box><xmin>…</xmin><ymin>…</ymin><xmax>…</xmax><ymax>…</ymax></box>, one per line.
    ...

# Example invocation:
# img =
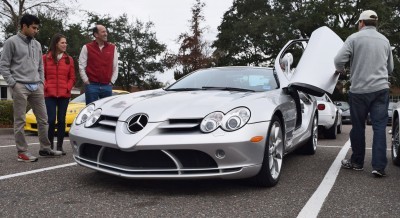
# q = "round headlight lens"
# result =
<box><xmin>222</xmin><ymin>107</ymin><xmax>251</xmax><ymax>131</ymax></box>
<box><xmin>84</xmin><ymin>109</ymin><xmax>102</xmax><ymax>127</ymax></box>
<box><xmin>227</xmin><ymin>116</ymin><xmax>241</xmax><ymax>130</ymax></box>
<box><xmin>200</xmin><ymin>112</ymin><xmax>224</xmax><ymax>133</ymax></box>
<box><xmin>75</xmin><ymin>104</ymin><xmax>95</xmax><ymax>125</ymax></box>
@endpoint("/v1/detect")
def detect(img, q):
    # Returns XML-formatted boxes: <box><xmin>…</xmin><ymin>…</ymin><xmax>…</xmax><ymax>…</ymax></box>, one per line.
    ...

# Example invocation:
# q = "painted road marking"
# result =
<box><xmin>0</xmin><ymin>140</ymin><xmax>69</xmax><ymax>148</ymax></box>
<box><xmin>297</xmin><ymin>139</ymin><xmax>351</xmax><ymax>218</ymax></box>
<box><xmin>0</xmin><ymin>163</ymin><xmax>77</xmax><ymax>181</ymax></box>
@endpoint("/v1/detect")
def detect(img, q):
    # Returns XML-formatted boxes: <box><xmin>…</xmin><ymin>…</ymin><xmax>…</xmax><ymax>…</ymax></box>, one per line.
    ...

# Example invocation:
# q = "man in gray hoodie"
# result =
<box><xmin>0</xmin><ymin>14</ymin><xmax>62</xmax><ymax>162</ymax></box>
<box><xmin>334</xmin><ymin>10</ymin><xmax>394</xmax><ymax>177</ymax></box>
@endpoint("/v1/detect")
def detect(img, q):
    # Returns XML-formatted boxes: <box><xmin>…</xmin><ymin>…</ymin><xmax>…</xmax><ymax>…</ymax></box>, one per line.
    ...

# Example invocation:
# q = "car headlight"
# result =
<box><xmin>84</xmin><ymin>109</ymin><xmax>102</xmax><ymax>127</ymax></box>
<box><xmin>75</xmin><ymin>104</ymin><xmax>95</xmax><ymax>125</ymax></box>
<box><xmin>200</xmin><ymin>112</ymin><xmax>224</xmax><ymax>133</ymax></box>
<box><xmin>200</xmin><ymin>107</ymin><xmax>251</xmax><ymax>133</ymax></box>
<box><xmin>221</xmin><ymin>107</ymin><xmax>251</xmax><ymax>131</ymax></box>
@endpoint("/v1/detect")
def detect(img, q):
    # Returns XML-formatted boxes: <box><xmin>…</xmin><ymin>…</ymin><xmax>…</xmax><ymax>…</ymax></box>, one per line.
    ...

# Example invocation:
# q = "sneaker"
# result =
<box><xmin>39</xmin><ymin>148</ymin><xmax>63</xmax><ymax>157</ymax></box>
<box><xmin>341</xmin><ymin>159</ymin><xmax>363</xmax><ymax>171</ymax></box>
<box><xmin>18</xmin><ymin>152</ymin><xmax>38</xmax><ymax>162</ymax></box>
<box><xmin>372</xmin><ymin>169</ymin><xmax>387</xmax><ymax>177</ymax></box>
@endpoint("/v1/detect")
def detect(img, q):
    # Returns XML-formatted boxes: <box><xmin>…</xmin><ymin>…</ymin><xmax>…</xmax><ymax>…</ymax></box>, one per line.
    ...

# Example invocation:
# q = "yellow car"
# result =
<box><xmin>24</xmin><ymin>90</ymin><xmax>129</xmax><ymax>133</ymax></box>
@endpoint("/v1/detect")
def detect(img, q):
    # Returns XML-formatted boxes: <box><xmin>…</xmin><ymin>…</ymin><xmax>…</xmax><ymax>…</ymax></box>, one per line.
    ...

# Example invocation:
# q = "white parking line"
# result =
<box><xmin>317</xmin><ymin>145</ymin><xmax>390</xmax><ymax>151</ymax></box>
<box><xmin>0</xmin><ymin>140</ymin><xmax>69</xmax><ymax>148</ymax></box>
<box><xmin>0</xmin><ymin>163</ymin><xmax>77</xmax><ymax>181</ymax></box>
<box><xmin>297</xmin><ymin>139</ymin><xmax>351</xmax><ymax>218</ymax></box>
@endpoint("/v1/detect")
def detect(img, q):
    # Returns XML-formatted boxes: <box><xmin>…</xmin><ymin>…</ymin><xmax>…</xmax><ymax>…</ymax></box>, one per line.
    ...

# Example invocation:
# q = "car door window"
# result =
<box><xmin>279</xmin><ymin>41</ymin><xmax>306</xmax><ymax>80</ymax></box>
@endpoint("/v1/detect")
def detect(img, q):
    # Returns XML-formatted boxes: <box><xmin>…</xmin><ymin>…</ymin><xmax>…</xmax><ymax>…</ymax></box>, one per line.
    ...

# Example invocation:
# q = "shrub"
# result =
<box><xmin>0</xmin><ymin>100</ymin><xmax>14</xmax><ymax>126</ymax></box>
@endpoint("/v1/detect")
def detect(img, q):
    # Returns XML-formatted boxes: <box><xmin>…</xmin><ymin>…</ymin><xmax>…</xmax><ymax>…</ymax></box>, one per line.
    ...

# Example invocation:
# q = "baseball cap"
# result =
<box><xmin>358</xmin><ymin>10</ymin><xmax>378</xmax><ymax>22</ymax></box>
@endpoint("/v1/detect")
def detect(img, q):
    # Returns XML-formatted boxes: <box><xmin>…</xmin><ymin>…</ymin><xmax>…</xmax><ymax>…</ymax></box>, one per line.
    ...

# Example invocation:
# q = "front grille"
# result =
<box><xmin>77</xmin><ymin>144</ymin><xmax>223</xmax><ymax>175</ymax></box>
<box><xmin>157</xmin><ymin>118</ymin><xmax>202</xmax><ymax>133</ymax></box>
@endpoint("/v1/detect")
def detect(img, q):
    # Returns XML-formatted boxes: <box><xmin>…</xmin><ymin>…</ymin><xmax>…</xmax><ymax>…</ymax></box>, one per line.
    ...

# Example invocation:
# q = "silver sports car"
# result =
<box><xmin>69</xmin><ymin>27</ymin><xmax>343</xmax><ymax>187</ymax></box>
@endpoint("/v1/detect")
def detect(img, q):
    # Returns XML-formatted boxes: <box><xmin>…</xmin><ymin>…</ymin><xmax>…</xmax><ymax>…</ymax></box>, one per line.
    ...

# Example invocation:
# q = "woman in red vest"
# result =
<box><xmin>43</xmin><ymin>33</ymin><xmax>76</xmax><ymax>155</ymax></box>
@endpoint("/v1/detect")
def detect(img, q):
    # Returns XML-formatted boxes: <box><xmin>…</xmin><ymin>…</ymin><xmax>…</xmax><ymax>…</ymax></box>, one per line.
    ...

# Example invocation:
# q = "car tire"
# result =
<box><xmin>297</xmin><ymin>113</ymin><xmax>318</xmax><ymax>155</ymax></box>
<box><xmin>250</xmin><ymin>115</ymin><xmax>284</xmax><ymax>187</ymax></box>
<box><xmin>392</xmin><ymin>117</ymin><xmax>400</xmax><ymax>166</ymax></box>
<box><xmin>337</xmin><ymin>117</ymin><xmax>342</xmax><ymax>134</ymax></box>
<box><xmin>325</xmin><ymin>116</ymin><xmax>337</xmax><ymax>139</ymax></box>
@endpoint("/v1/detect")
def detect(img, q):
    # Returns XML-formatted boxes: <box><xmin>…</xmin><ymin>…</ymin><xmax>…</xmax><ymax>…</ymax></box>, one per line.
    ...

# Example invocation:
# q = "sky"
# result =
<box><xmin>73</xmin><ymin>0</ymin><xmax>234</xmax><ymax>83</ymax></box>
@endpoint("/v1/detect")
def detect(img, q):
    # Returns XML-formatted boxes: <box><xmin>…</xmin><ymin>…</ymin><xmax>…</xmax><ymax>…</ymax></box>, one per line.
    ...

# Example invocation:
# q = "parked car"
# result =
<box><xmin>367</xmin><ymin>102</ymin><xmax>395</xmax><ymax>125</ymax></box>
<box><xmin>69</xmin><ymin>26</ymin><xmax>343</xmax><ymax>187</ymax></box>
<box><xmin>315</xmin><ymin>94</ymin><xmax>342</xmax><ymax>139</ymax></box>
<box><xmin>24</xmin><ymin>90</ymin><xmax>129</xmax><ymax>133</ymax></box>
<box><xmin>390</xmin><ymin>101</ymin><xmax>400</xmax><ymax>166</ymax></box>
<box><xmin>335</xmin><ymin>101</ymin><xmax>351</xmax><ymax>124</ymax></box>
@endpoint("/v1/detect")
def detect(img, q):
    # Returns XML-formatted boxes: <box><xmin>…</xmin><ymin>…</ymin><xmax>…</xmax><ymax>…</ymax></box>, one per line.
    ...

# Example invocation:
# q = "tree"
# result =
<box><xmin>173</xmin><ymin>0</ymin><xmax>213</xmax><ymax>80</ymax></box>
<box><xmin>212</xmin><ymin>0</ymin><xmax>279</xmax><ymax>66</ymax></box>
<box><xmin>213</xmin><ymin>0</ymin><xmax>400</xmax><ymax>87</ymax></box>
<box><xmin>112</xmin><ymin>14</ymin><xmax>167</xmax><ymax>90</ymax></box>
<box><xmin>0</xmin><ymin>0</ymin><xmax>77</xmax><ymax>36</ymax></box>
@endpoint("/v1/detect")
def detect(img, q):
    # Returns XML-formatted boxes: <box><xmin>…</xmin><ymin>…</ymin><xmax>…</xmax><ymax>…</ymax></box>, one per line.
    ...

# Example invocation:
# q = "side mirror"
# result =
<box><xmin>335</xmin><ymin>102</ymin><xmax>342</xmax><ymax>106</ymax></box>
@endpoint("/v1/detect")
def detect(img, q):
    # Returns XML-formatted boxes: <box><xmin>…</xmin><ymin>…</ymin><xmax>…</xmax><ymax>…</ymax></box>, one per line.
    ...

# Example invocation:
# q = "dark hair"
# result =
<box><xmin>47</xmin><ymin>33</ymin><xmax>70</xmax><ymax>64</ymax></box>
<box><xmin>92</xmin><ymin>25</ymin><xmax>101</xmax><ymax>37</ymax></box>
<box><xmin>363</xmin><ymin>19</ymin><xmax>377</xmax><ymax>27</ymax></box>
<box><xmin>20</xmin><ymin>14</ymin><xmax>40</xmax><ymax>29</ymax></box>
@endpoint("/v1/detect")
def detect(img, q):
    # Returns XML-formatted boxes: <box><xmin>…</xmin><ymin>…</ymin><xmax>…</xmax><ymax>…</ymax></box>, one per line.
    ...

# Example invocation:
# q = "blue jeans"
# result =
<box><xmin>45</xmin><ymin>97</ymin><xmax>69</xmax><ymax>148</ymax></box>
<box><xmin>349</xmin><ymin>89</ymin><xmax>389</xmax><ymax>170</ymax></box>
<box><xmin>85</xmin><ymin>83</ymin><xmax>112</xmax><ymax>104</ymax></box>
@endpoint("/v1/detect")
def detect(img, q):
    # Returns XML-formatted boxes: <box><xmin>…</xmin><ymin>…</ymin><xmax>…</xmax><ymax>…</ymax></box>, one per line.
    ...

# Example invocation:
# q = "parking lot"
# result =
<box><xmin>1</xmin><ymin>125</ymin><xmax>400</xmax><ymax>217</ymax></box>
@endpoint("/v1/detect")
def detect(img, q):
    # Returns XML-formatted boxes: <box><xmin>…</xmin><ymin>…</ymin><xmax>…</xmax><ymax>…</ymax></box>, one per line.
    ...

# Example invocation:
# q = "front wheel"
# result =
<box><xmin>250</xmin><ymin>115</ymin><xmax>284</xmax><ymax>187</ymax></box>
<box><xmin>392</xmin><ymin>117</ymin><xmax>400</xmax><ymax>166</ymax></box>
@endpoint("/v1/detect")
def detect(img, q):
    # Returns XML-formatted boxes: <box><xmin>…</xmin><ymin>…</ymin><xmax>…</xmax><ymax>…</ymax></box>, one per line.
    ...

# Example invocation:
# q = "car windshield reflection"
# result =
<box><xmin>166</xmin><ymin>67</ymin><xmax>278</xmax><ymax>92</ymax></box>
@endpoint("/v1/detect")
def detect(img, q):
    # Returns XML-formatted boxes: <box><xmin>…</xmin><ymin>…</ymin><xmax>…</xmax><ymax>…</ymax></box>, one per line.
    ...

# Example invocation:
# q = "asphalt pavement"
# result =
<box><xmin>0</xmin><ymin>125</ymin><xmax>399</xmax><ymax>217</ymax></box>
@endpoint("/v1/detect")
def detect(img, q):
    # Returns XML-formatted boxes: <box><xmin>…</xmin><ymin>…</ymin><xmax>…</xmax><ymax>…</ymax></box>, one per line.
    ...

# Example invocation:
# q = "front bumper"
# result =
<box><xmin>69</xmin><ymin>121</ymin><xmax>270</xmax><ymax>179</ymax></box>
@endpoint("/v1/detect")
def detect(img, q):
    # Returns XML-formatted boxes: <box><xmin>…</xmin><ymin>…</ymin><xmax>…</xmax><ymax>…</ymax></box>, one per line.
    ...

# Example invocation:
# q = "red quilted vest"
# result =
<box><xmin>85</xmin><ymin>41</ymin><xmax>115</xmax><ymax>84</ymax></box>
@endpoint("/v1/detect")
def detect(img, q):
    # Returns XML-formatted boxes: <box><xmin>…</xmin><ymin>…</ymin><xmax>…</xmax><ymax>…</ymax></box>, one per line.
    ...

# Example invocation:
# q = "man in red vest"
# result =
<box><xmin>78</xmin><ymin>24</ymin><xmax>118</xmax><ymax>104</ymax></box>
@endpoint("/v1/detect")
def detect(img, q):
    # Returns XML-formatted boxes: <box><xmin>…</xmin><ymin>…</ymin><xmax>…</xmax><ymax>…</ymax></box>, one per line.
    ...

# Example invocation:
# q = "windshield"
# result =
<box><xmin>336</xmin><ymin>101</ymin><xmax>350</xmax><ymax>110</ymax></box>
<box><xmin>167</xmin><ymin>67</ymin><xmax>278</xmax><ymax>92</ymax></box>
<box><xmin>70</xmin><ymin>94</ymin><xmax>85</xmax><ymax>103</ymax></box>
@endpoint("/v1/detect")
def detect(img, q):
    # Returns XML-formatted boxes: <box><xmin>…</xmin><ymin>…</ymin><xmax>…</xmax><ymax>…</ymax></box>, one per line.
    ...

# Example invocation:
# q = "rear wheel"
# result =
<box><xmin>297</xmin><ymin>113</ymin><xmax>318</xmax><ymax>155</ymax></box>
<box><xmin>325</xmin><ymin>116</ymin><xmax>337</xmax><ymax>139</ymax></box>
<box><xmin>251</xmin><ymin>115</ymin><xmax>284</xmax><ymax>187</ymax></box>
<box><xmin>392</xmin><ymin>117</ymin><xmax>400</xmax><ymax>166</ymax></box>
<box><xmin>337</xmin><ymin>117</ymin><xmax>342</xmax><ymax>134</ymax></box>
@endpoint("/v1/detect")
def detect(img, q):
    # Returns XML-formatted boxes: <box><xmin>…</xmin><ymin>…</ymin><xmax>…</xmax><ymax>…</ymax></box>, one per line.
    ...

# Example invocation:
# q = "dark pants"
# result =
<box><xmin>85</xmin><ymin>83</ymin><xmax>112</xmax><ymax>104</ymax></box>
<box><xmin>349</xmin><ymin>89</ymin><xmax>389</xmax><ymax>170</ymax></box>
<box><xmin>45</xmin><ymin>97</ymin><xmax>69</xmax><ymax>148</ymax></box>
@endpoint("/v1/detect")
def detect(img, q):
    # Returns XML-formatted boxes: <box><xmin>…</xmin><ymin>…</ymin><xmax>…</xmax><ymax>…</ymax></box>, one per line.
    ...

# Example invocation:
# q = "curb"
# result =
<box><xmin>0</xmin><ymin>128</ymin><xmax>14</xmax><ymax>135</ymax></box>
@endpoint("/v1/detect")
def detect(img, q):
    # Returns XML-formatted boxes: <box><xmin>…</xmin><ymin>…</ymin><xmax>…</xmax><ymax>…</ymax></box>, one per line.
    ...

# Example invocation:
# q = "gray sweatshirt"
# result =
<box><xmin>334</xmin><ymin>26</ymin><xmax>394</xmax><ymax>94</ymax></box>
<box><xmin>0</xmin><ymin>33</ymin><xmax>44</xmax><ymax>87</ymax></box>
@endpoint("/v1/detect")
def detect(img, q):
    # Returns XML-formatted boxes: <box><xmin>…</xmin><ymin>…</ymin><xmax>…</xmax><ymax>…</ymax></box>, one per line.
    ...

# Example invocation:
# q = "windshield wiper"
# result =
<box><xmin>165</xmin><ymin>88</ymin><xmax>202</xmax><ymax>91</ymax></box>
<box><xmin>201</xmin><ymin>86</ymin><xmax>255</xmax><ymax>92</ymax></box>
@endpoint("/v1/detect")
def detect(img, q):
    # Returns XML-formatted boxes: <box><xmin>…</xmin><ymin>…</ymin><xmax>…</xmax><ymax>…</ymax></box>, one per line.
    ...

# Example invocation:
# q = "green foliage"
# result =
<box><xmin>213</xmin><ymin>0</ymin><xmax>400</xmax><ymax>89</ymax></box>
<box><xmin>0</xmin><ymin>100</ymin><xmax>14</xmax><ymax>126</ymax></box>
<box><xmin>110</xmin><ymin>14</ymin><xmax>167</xmax><ymax>90</ymax></box>
<box><xmin>0</xmin><ymin>0</ymin><xmax>77</xmax><ymax>36</ymax></box>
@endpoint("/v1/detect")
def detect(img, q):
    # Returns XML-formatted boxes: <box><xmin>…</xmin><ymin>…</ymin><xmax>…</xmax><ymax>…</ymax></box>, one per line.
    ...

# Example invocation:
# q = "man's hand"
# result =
<box><xmin>84</xmin><ymin>80</ymin><xmax>90</xmax><ymax>85</ymax></box>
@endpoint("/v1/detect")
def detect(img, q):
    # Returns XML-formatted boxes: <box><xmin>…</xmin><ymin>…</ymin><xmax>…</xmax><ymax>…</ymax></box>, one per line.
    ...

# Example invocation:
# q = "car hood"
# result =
<box><xmin>96</xmin><ymin>89</ymin><xmax>272</xmax><ymax>122</ymax></box>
